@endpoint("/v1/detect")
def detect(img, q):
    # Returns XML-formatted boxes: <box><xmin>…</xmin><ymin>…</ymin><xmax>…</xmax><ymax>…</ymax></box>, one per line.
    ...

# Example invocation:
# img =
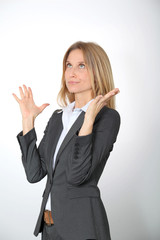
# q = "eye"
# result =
<box><xmin>79</xmin><ymin>64</ymin><xmax>85</xmax><ymax>69</ymax></box>
<box><xmin>66</xmin><ymin>63</ymin><xmax>72</xmax><ymax>68</ymax></box>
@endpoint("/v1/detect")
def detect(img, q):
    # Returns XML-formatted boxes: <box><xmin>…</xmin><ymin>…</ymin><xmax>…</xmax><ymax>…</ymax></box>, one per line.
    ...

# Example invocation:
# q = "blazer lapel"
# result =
<box><xmin>53</xmin><ymin>111</ymin><xmax>85</xmax><ymax>172</ymax></box>
<box><xmin>46</xmin><ymin>112</ymin><xmax>63</xmax><ymax>176</ymax></box>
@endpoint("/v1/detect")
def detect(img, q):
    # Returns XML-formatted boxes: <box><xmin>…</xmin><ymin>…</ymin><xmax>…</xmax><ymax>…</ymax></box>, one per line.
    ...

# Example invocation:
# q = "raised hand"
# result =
<box><xmin>78</xmin><ymin>88</ymin><xmax>120</xmax><ymax>136</ymax></box>
<box><xmin>12</xmin><ymin>85</ymin><xmax>50</xmax><ymax>135</ymax></box>
<box><xmin>84</xmin><ymin>88</ymin><xmax>120</xmax><ymax>123</ymax></box>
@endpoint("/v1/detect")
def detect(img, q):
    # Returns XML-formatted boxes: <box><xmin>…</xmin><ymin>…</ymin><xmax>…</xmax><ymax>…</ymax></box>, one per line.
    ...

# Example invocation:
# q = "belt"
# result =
<box><xmin>44</xmin><ymin>210</ymin><xmax>54</xmax><ymax>226</ymax></box>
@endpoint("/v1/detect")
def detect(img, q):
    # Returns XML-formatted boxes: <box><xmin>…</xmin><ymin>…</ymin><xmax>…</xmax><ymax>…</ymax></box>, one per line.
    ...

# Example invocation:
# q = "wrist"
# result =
<box><xmin>78</xmin><ymin>119</ymin><xmax>93</xmax><ymax>136</ymax></box>
<box><xmin>84</xmin><ymin>117</ymin><xmax>94</xmax><ymax>126</ymax></box>
<box><xmin>22</xmin><ymin>116</ymin><xmax>35</xmax><ymax>123</ymax></box>
<box><xmin>22</xmin><ymin>117</ymin><xmax>35</xmax><ymax>136</ymax></box>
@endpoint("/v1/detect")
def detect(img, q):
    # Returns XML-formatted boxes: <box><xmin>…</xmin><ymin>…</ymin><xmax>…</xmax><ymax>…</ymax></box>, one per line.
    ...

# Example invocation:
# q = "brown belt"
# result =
<box><xmin>44</xmin><ymin>210</ymin><xmax>54</xmax><ymax>226</ymax></box>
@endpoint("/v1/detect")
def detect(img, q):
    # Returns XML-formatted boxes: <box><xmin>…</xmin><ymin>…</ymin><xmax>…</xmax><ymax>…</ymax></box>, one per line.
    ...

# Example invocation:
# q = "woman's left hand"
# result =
<box><xmin>84</xmin><ymin>88</ymin><xmax>120</xmax><ymax>124</ymax></box>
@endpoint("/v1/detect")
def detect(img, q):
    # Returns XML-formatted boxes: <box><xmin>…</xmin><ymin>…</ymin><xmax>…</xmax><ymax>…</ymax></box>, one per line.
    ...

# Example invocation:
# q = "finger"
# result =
<box><xmin>113</xmin><ymin>88</ymin><xmax>120</xmax><ymax>94</ymax></box>
<box><xmin>39</xmin><ymin>103</ymin><xmax>50</xmax><ymax>112</ymax></box>
<box><xmin>28</xmin><ymin>87</ymin><xmax>33</xmax><ymax>98</ymax></box>
<box><xmin>110</xmin><ymin>88</ymin><xmax>120</xmax><ymax>96</ymax></box>
<box><xmin>94</xmin><ymin>95</ymin><xmax>103</xmax><ymax>102</ymax></box>
<box><xmin>100</xmin><ymin>94</ymin><xmax>113</xmax><ymax>104</ymax></box>
<box><xmin>101</xmin><ymin>88</ymin><xmax>120</xmax><ymax>102</ymax></box>
<box><xmin>91</xmin><ymin>95</ymin><xmax>105</xmax><ymax>110</ymax></box>
<box><xmin>23</xmin><ymin>84</ymin><xmax>29</xmax><ymax>97</ymax></box>
<box><xmin>12</xmin><ymin>93</ymin><xmax>20</xmax><ymax>103</ymax></box>
<box><xmin>19</xmin><ymin>86</ymin><xmax>25</xmax><ymax>99</ymax></box>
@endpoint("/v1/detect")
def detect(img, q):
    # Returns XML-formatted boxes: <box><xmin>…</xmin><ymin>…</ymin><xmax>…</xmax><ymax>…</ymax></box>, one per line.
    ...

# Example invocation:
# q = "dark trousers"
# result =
<box><xmin>41</xmin><ymin>221</ymin><xmax>96</xmax><ymax>240</ymax></box>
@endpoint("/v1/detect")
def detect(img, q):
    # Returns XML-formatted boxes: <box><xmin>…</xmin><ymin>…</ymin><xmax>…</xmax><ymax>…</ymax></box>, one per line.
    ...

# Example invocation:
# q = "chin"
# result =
<box><xmin>67</xmin><ymin>88</ymin><xmax>80</xmax><ymax>94</ymax></box>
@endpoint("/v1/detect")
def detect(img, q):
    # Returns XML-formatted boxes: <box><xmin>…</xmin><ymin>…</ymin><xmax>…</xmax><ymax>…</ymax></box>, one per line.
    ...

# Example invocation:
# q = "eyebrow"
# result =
<box><xmin>66</xmin><ymin>61</ymin><xmax>85</xmax><ymax>64</ymax></box>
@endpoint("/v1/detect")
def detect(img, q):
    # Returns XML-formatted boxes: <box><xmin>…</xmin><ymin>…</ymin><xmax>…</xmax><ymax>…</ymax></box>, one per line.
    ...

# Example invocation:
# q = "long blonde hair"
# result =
<box><xmin>57</xmin><ymin>41</ymin><xmax>116</xmax><ymax>109</ymax></box>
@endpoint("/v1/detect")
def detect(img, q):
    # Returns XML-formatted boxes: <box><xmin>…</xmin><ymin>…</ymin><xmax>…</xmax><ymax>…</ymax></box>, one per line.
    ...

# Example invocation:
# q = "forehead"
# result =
<box><xmin>66</xmin><ymin>49</ymin><xmax>84</xmax><ymax>62</ymax></box>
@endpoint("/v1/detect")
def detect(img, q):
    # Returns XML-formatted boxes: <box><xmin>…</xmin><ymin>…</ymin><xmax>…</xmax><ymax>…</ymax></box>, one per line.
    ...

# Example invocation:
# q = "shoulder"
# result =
<box><xmin>46</xmin><ymin>109</ymin><xmax>62</xmax><ymax>126</ymax></box>
<box><xmin>55</xmin><ymin>109</ymin><xmax>63</xmax><ymax>114</ymax></box>
<box><xmin>50</xmin><ymin>109</ymin><xmax>63</xmax><ymax>118</ymax></box>
<box><xmin>94</xmin><ymin>106</ymin><xmax>121</xmax><ymax>131</ymax></box>
<box><xmin>97</xmin><ymin>106</ymin><xmax>120</xmax><ymax>122</ymax></box>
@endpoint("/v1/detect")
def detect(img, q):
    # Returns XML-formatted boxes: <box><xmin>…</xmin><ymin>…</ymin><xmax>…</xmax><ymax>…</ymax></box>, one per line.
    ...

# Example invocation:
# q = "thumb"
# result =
<box><xmin>40</xmin><ymin>103</ymin><xmax>50</xmax><ymax>112</ymax></box>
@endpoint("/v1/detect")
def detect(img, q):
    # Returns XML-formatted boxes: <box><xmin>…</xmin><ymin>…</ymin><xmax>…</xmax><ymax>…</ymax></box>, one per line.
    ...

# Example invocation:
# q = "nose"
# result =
<box><xmin>69</xmin><ymin>66</ymin><xmax>77</xmax><ymax>77</ymax></box>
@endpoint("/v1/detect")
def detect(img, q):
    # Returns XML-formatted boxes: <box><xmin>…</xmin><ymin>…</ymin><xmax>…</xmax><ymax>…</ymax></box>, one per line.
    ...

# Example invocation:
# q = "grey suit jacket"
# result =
<box><xmin>17</xmin><ymin>106</ymin><xmax>120</xmax><ymax>240</ymax></box>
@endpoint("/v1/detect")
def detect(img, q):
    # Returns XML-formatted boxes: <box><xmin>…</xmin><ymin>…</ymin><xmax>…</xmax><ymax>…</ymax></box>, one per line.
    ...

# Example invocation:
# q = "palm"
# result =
<box><xmin>13</xmin><ymin>85</ymin><xmax>49</xmax><ymax>119</ymax></box>
<box><xmin>85</xmin><ymin>88</ymin><xmax>120</xmax><ymax>122</ymax></box>
<box><xmin>19</xmin><ymin>96</ymin><xmax>41</xmax><ymax>119</ymax></box>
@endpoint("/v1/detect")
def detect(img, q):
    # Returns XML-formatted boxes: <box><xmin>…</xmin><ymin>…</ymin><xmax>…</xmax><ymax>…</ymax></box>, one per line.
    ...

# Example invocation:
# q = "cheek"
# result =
<box><xmin>64</xmin><ymin>71</ymin><xmax>67</xmax><ymax>79</ymax></box>
<box><xmin>82</xmin><ymin>73</ymin><xmax>91</xmax><ymax>84</ymax></box>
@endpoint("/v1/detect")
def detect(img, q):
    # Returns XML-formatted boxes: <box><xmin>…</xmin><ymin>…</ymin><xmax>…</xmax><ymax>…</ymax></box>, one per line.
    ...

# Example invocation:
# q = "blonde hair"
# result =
<box><xmin>57</xmin><ymin>41</ymin><xmax>116</xmax><ymax>109</ymax></box>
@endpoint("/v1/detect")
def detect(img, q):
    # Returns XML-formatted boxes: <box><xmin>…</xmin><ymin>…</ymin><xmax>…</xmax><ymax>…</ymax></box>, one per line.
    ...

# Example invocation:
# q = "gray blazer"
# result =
<box><xmin>17</xmin><ymin>106</ymin><xmax>120</xmax><ymax>240</ymax></box>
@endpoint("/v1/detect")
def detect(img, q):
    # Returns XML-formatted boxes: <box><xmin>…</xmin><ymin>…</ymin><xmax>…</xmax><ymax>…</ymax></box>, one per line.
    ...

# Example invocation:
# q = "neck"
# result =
<box><xmin>74</xmin><ymin>91</ymin><xmax>94</xmax><ymax>108</ymax></box>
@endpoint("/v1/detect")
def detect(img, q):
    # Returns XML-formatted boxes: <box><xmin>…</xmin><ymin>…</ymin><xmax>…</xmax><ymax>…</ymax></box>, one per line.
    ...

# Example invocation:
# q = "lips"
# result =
<box><xmin>68</xmin><ymin>81</ymin><xmax>79</xmax><ymax>84</ymax></box>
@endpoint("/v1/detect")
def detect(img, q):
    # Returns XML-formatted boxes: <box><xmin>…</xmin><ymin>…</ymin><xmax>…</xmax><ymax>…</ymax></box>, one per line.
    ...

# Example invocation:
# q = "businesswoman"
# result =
<box><xmin>13</xmin><ymin>41</ymin><xmax>120</xmax><ymax>240</ymax></box>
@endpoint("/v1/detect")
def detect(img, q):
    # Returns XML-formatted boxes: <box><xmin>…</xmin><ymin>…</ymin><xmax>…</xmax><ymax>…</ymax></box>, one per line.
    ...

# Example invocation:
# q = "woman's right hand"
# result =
<box><xmin>13</xmin><ymin>85</ymin><xmax>50</xmax><ymax>120</ymax></box>
<box><xmin>12</xmin><ymin>85</ymin><xmax>50</xmax><ymax>135</ymax></box>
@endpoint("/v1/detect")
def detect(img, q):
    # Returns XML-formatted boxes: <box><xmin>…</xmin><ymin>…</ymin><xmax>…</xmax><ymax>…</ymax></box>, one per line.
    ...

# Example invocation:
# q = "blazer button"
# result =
<box><xmin>74</xmin><ymin>151</ymin><xmax>79</xmax><ymax>157</ymax></box>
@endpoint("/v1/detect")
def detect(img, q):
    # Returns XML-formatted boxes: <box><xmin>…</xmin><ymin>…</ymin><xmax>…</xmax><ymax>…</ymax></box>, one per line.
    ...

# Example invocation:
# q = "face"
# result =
<box><xmin>65</xmin><ymin>49</ymin><xmax>93</xmax><ymax>96</ymax></box>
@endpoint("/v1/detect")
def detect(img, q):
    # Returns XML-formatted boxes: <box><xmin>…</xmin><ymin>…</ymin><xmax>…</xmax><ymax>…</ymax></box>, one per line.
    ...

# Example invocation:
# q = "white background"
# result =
<box><xmin>0</xmin><ymin>0</ymin><xmax>160</xmax><ymax>239</ymax></box>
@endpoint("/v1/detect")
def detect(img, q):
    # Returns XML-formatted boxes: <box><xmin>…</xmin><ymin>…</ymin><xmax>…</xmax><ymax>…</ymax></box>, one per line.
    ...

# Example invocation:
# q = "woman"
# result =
<box><xmin>13</xmin><ymin>41</ymin><xmax>120</xmax><ymax>240</ymax></box>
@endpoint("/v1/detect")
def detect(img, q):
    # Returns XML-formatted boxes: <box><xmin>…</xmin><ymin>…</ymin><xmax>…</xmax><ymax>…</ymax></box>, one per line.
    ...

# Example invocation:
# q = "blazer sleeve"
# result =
<box><xmin>66</xmin><ymin>108</ymin><xmax>121</xmax><ymax>186</ymax></box>
<box><xmin>17</xmin><ymin>111</ymin><xmax>56</xmax><ymax>183</ymax></box>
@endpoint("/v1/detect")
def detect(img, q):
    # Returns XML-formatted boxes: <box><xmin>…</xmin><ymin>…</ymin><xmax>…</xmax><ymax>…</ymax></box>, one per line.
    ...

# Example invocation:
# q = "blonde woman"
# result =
<box><xmin>13</xmin><ymin>41</ymin><xmax>120</xmax><ymax>240</ymax></box>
